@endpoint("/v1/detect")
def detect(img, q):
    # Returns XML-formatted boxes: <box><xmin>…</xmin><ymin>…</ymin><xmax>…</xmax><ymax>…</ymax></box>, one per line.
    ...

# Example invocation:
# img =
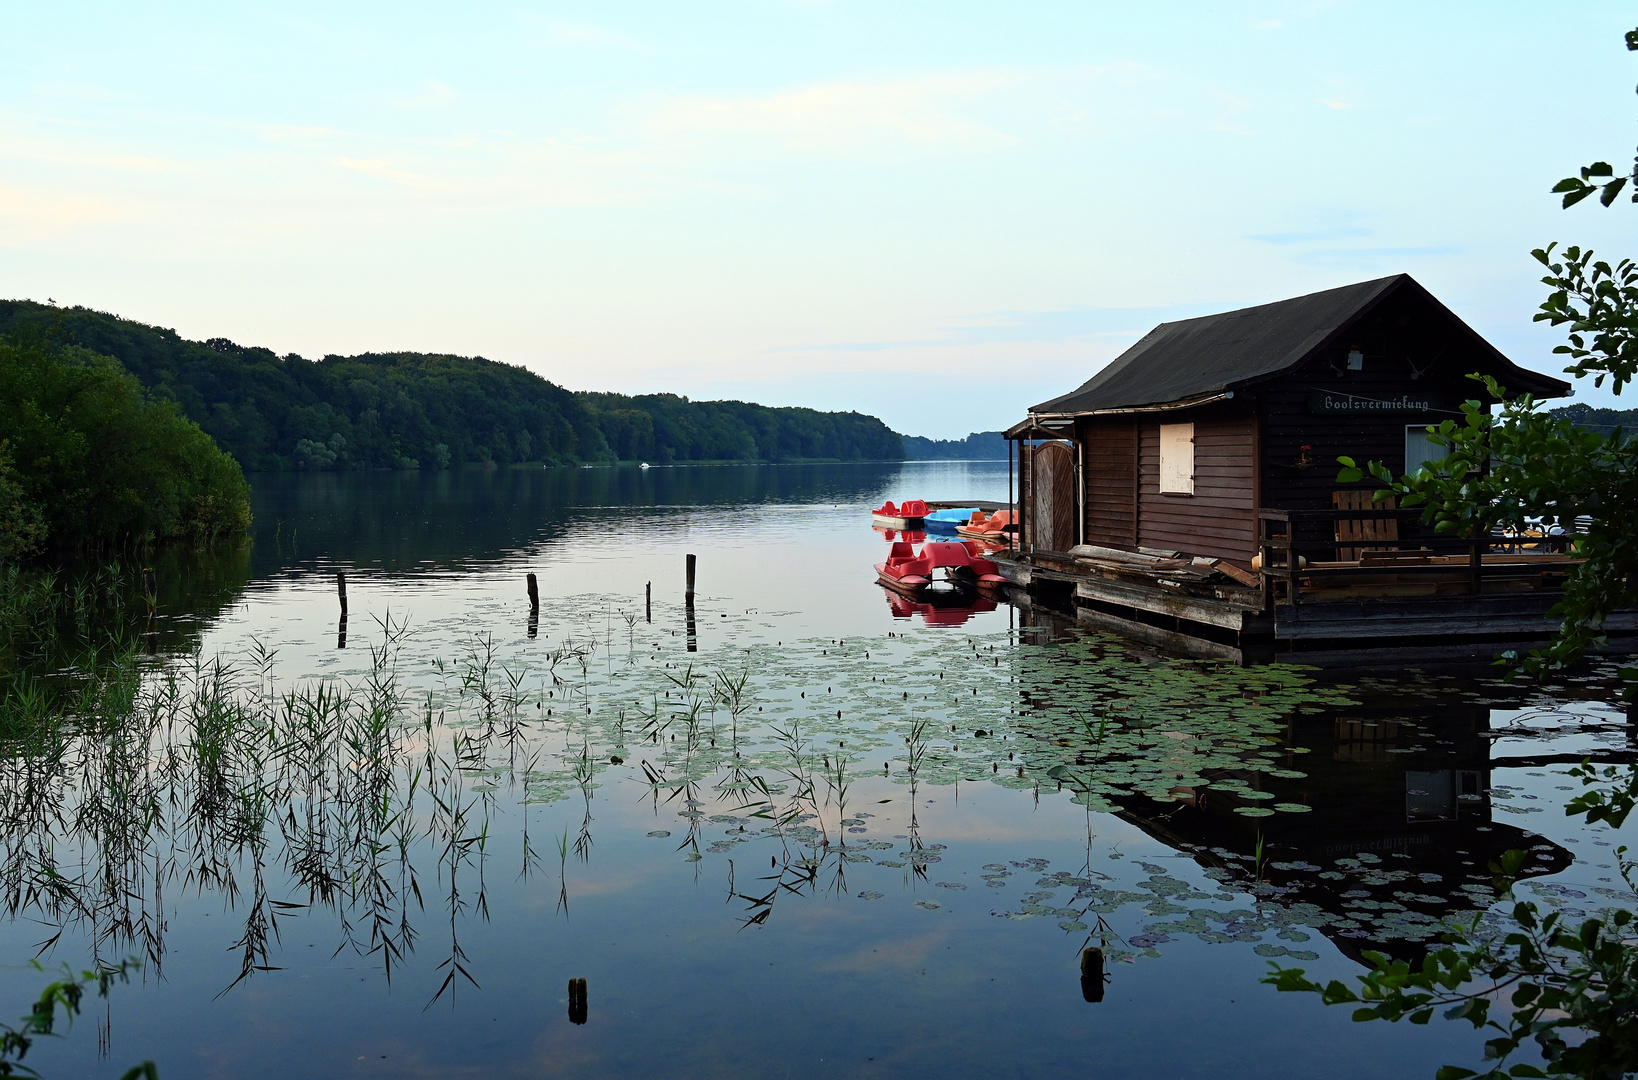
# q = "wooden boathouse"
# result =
<box><xmin>998</xmin><ymin>273</ymin><xmax>1636</xmax><ymax>660</ymax></box>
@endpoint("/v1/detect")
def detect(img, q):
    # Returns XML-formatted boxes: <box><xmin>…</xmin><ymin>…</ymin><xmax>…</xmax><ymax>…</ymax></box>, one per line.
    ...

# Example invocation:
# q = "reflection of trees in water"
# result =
<box><xmin>247</xmin><ymin>462</ymin><xmax>907</xmax><ymax>573</ymax></box>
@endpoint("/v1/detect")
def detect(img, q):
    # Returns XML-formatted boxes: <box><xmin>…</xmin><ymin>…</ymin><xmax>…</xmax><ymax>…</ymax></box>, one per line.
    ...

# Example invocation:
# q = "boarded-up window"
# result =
<box><xmin>1159</xmin><ymin>423</ymin><xmax>1194</xmax><ymax>494</ymax></box>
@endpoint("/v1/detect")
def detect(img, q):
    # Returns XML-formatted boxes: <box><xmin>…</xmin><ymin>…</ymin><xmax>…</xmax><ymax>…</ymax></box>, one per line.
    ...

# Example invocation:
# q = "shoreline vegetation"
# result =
<box><xmin>0</xmin><ymin>331</ymin><xmax>252</xmax><ymax>560</ymax></box>
<box><xmin>0</xmin><ymin>301</ymin><xmax>1006</xmax><ymax>476</ymax></box>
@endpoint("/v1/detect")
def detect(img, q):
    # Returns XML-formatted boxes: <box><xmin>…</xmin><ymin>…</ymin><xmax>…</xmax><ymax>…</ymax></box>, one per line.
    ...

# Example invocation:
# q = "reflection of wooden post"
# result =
<box><xmin>141</xmin><ymin>567</ymin><xmax>157</xmax><ymax>611</ymax></box>
<box><xmin>685</xmin><ymin>553</ymin><xmax>696</xmax><ymax>599</ymax></box>
<box><xmin>337</xmin><ymin>572</ymin><xmax>348</xmax><ymax>614</ymax></box>
<box><xmin>1080</xmin><ymin>946</ymin><xmax>1104</xmax><ymax>1003</ymax></box>
<box><xmin>567</xmin><ymin>977</ymin><xmax>588</xmax><ymax>1025</ymax></box>
<box><xmin>338</xmin><ymin>614</ymin><xmax>347</xmax><ymax>650</ymax></box>
<box><xmin>527</xmin><ymin>573</ymin><xmax>540</xmax><ymax>611</ymax></box>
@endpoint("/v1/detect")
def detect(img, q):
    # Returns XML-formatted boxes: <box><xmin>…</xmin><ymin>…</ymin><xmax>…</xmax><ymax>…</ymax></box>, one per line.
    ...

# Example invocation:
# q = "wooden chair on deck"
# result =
<box><xmin>1333</xmin><ymin>490</ymin><xmax>1397</xmax><ymax>561</ymax></box>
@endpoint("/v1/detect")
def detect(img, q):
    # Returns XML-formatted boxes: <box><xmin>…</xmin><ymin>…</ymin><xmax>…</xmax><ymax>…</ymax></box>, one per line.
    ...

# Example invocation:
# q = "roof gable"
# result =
<box><xmin>1030</xmin><ymin>275</ymin><xmax>1569</xmax><ymax>416</ymax></box>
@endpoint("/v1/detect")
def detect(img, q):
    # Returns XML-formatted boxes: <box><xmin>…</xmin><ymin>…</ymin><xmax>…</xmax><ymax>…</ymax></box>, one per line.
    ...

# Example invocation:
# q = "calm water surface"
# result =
<box><xmin>4</xmin><ymin>462</ymin><xmax>1634</xmax><ymax>1079</ymax></box>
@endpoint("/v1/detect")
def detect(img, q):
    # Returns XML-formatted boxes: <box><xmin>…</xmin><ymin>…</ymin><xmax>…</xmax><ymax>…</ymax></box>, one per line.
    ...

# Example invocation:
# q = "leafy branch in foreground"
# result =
<box><xmin>1336</xmin><ymin>374</ymin><xmax>1638</xmax><ymax>681</ymax></box>
<box><xmin>1264</xmin><ymin>762</ymin><xmax>1638</xmax><ymax>1080</ymax></box>
<box><xmin>1533</xmin><ymin>244</ymin><xmax>1638</xmax><ymax>396</ymax></box>
<box><xmin>1546</xmin><ymin>30</ymin><xmax>1638</xmax><ymax>213</ymax></box>
<box><xmin>0</xmin><ymin>959</ymin><xmax>155</xmax><ymax>1079</ymax></box>
<box><xmin>1326</xmin><ymin>26</ymin><xmax>1638</xmax><ymax>683</ymax></box>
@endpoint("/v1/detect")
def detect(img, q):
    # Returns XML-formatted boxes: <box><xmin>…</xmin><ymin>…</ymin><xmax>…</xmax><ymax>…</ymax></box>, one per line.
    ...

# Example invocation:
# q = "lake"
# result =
<box><xmin>2</xmin><ymin>461</ymin><xmax>1633</xmax><ymax>1079</ymax></box>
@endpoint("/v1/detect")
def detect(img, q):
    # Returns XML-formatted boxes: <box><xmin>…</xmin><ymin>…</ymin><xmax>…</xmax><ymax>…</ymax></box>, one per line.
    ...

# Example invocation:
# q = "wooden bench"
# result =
<box><xmin>1333</xmin><ymin>490</ymin><xmax>1397</xmax><ymax>561</ymax></box>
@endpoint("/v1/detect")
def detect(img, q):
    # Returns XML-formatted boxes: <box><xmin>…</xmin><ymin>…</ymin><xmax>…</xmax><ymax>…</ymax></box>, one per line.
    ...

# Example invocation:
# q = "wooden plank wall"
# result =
<box><xmin>1080</xmin><ymin>418</ymin><xmax>1137</xmax><ymax>548</ymax></box>
<box><xmin>1256</xmin><ymin>289</ymin><xmax>1505</xmax><ymax>552</ymax></box>
<box><xmin>1137</xmin><ymin>416</ymin><xmax>1257</xmax><ymax>563</ymax></box>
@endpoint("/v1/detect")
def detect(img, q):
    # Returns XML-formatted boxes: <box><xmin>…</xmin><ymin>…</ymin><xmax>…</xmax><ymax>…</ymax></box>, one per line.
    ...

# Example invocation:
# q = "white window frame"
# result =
<box><xmin>1159</xmin><ymin>423</ymin><xmax>1195</xmax><ymax>495</ymax></box>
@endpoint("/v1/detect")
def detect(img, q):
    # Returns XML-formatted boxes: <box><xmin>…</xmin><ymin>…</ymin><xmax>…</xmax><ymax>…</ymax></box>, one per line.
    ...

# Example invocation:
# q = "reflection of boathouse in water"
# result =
<box><xmin>997</xmin><ymin>274</ymin><xmax>1638</xmax><ymax>661</ymax></box>
<box><xmin>1015</xmin><ymin>610</ymin><xmax>1583</xmax><ymax>965</ymax></box>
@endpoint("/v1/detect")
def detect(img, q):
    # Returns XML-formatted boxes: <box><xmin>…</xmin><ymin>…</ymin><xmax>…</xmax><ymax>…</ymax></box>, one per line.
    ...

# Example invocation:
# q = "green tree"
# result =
<box><xmin>0</xmin><ymin>333</ymin><xmax>252</xmax><ymax>553</ymax></box>
<box><xmin>0</xmin><ymin>444</ymin><xmax>46</xmax><ymax>563</ymax></box>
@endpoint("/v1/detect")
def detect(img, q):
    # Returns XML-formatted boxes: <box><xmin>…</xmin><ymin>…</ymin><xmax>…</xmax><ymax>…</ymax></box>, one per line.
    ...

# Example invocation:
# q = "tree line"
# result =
<box><xmin>0</xmin><ymin>302</ymin><xmax>917</xmax><ymax>471</ymax></box>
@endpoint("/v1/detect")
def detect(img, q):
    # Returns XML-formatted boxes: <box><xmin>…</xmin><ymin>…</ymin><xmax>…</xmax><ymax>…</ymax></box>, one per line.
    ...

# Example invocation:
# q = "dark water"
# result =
<box><xmin>3</xmin><ymin>462</ymin><xmax>1633</xmax><ymax>1080</ymax></box>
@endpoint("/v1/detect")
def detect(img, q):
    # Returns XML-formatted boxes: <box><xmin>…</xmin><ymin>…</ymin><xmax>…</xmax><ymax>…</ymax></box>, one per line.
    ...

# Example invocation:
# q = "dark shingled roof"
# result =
<box><xmin>1030</xmin><ymin>274</ymin><xmax>1570</xmax><ymax>416</ymax></box>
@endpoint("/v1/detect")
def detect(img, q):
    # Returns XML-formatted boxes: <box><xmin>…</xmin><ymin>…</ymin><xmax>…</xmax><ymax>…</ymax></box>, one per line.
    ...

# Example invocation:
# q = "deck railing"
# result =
<box><xmin>1256</xmin><ymin>508</ymin><xmax>1581</xmax><ymax>609</ymax></box>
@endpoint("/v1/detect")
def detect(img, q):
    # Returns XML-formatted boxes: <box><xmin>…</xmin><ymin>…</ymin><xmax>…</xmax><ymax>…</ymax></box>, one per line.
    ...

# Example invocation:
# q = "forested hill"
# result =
<box><xmin>0</xmin><ymin>302</ymin><xmax>904</xmax><ymax>470</ymax></box>
<box><xmin>1552</xmin><ymin>403</ymin><xmax>1638</xmax><ymax>436</ymax></box>
<box><xmin>578</xmin><ymin>392</ymin><xmax>901</xmax><ymax>463</ymax></box>
<box><xmin>900</xmin><ymin>431</ymin><xmax>1008</xmax><ymax>460</ymax></box>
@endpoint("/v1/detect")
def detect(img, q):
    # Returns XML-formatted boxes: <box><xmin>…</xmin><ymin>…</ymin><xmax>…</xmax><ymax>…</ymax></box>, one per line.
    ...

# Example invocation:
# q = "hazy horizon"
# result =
<box><xmin>4</xmin><ymin>2</ymin><xmax>1634</xmax><ymax>438</ymax></box>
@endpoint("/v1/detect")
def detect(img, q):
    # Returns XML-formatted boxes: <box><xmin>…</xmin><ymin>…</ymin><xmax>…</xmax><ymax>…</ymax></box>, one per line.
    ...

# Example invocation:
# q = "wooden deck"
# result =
<box><xmin>990</xmin><ymin>508</ymin><xmax>1638</xmax><ymax>662</ymax></box>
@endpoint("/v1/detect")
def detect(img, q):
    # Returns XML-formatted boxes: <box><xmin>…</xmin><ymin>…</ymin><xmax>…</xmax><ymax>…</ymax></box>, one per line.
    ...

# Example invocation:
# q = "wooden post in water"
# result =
<box><xmin>684</xmin><ymin>556</ymin><xmax>697</xmax><ymax>651</ymax></box>
<box><xmin>337</xmin><ymin>572</ymin><xmax>348</xmax><ymax>614</ymax></box>
<box><xmin>645</xmin><ymin>581</ymin><xmax>652</xmax><ymax>623</ymax></box>
<box><xmin>527</xmin><ymin>573</ymin><xmax>540</xmax><ymax>611</ymax></box>
<box><xmin>141</xmin><ymin>567</ymin><xmax>157</xmax><ymax>611</ymax></box>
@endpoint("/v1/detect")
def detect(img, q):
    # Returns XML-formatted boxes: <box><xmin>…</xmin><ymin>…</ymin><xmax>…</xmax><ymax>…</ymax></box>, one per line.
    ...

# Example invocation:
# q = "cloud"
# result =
<box><xmin>643</xmin><ymin>73</ymin><xmax>1016</xmax><ymax>155</ymax></box>
<box><xmin>1294</xmin><ymin>244</ymin><xmax>1461</xmax><ymax>268</ymax></box>
<box><xmin>0</xmin><ymin>183</ymin><xmax>125</xmax><ymax>235</ymax></box>
<box><xmin>541</xmin><ymin>21</ymin><xmax>643</xmax><ymax>50</ymax></box>
<box><xmin>1249</xmin><ymin>225</ymin><xmax>1373</xmax><ymax>244</ymax></box>
<box><xmin>334</xmin><ymin>156</ymin><xmax>434</xmax><ymax>188</ymax></box>
<box><xmin>0</xmin><ymin>130</ymin><xmax>173</xmax><ymax>174</ymax></box>
<box><xmin>392</xmin><ymin>79</ymin><xmax>455</xmax><ymax>109</ymax></box>
<box><xmin>769</xmin><ymin>303</ymin><xmax>1212</xmax><ymax>354</ymax></box>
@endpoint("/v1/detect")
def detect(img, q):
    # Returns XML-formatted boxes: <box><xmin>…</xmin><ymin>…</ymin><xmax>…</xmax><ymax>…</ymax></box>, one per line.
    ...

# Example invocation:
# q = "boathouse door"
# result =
<box><xmin>1031</xmin><ymin>441</ymin><xmax>1076</xmax><ymax>553</ymax></box>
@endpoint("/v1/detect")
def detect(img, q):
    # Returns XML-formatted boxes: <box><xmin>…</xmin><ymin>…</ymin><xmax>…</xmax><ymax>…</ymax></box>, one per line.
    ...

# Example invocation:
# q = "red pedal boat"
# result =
<box><xmin>874</xmin><ymin>538</ymin><xmax>1008</xmax><ymax>599</ymax></box>
<box><xmin>871</xmin><ymin>499</ymin><xmax>928</xmax><ymax>531</ymax></box>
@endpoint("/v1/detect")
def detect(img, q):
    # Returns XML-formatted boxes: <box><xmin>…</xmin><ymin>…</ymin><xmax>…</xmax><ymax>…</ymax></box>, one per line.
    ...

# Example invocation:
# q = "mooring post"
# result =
<box><xmin>645</xmin><ymin>581</ymin><xmax>652</xmax><ymax>623</ymax></box>
<box><xmin>141</xmin><ymin>567</ymin><xmax>157</xmax><ymax>611</ymax></box>
<box><xmin>527</xmin><ymin>572</ymin><xmax>540</xmax><ymax>611</ymax></box>
<box><xmin>684</xmin><ymin>557</ymin><xmax>697</xmax><ymax>651</ymax></box>
<box><xmin>337</xmin><ymin>571</ymin><xmax>348</xmax><ymax>614</ymax></box>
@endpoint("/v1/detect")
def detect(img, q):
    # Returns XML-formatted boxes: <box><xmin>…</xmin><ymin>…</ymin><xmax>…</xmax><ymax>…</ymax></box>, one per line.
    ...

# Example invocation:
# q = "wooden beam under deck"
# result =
<box><xmin>1073</xmin><ymin>575</ymin><xmax>1261</xmax><ymax>632</ymax></box>
<box><xmin>1273</xmin><ymin>595</ymin><xmax>1638</xmax><ymax>641</ymax></box>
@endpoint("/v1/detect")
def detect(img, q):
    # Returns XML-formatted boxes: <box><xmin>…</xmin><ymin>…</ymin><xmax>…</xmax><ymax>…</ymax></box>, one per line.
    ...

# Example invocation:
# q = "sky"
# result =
<box><xmin>2</xmin><ymin>2</ymin><xmax>1635</xmax><ymax>439</ymax></box>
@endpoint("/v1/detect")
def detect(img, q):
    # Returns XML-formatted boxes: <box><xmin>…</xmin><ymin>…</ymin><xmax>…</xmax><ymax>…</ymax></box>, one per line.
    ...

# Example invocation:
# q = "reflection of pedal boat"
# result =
<box><xmin>874</xmin><ymin>538</ymin><xmax>1008</xmax><ymax>599</ymax></box>
<box><xmin>883</xmin><ymin>589</ymin><xmax>998</xmax><ymax>626</ymax></box>
<box><xmin>870</xmin><ymin>499</ymin><xmax>928</xmax><ymax>530</ymax></box>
